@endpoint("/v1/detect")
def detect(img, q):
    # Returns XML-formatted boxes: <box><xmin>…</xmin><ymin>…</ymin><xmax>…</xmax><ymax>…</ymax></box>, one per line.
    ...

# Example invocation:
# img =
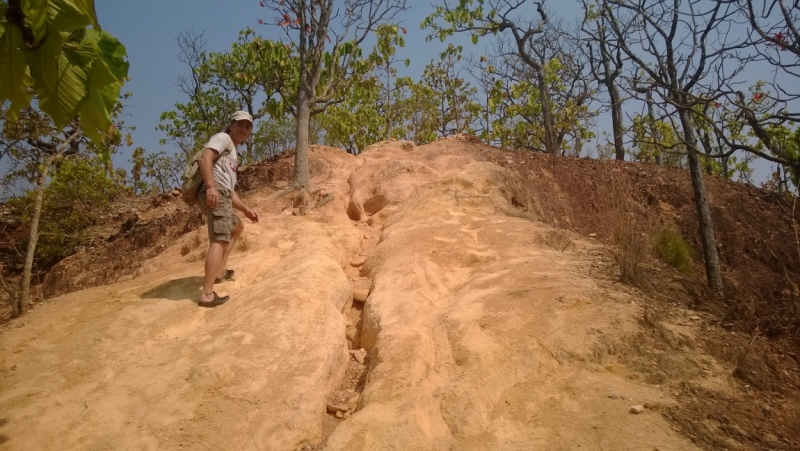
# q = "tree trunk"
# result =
<box><xmin>294</xmin><ymin>88</ymin><xmax>312</xmax><ymax>190</ymax></box>
<box><xmin>386</xmin><ymin>66</ymin><xmax>393</xmax><ymax>140</ymax></box>
<box><xmin>678</xmin><ymin>110</ymin><xmax>724</xmax><ymax>297</ymax></box>
<box><xmin>609</xmin><ymin>84</ymin><xmax>625</xmax><ymax>160</ymax></box>
<box><xmin>646</xmin><ymin>97</ymin><xmax>663</xmax><ymax>166</ymax></box>
<box><xmin>537</xmin><ymin>69</ymin><xmax>557</xmax><ymax>154</ymax></box>
<box><xmin>18</xmin><ymin>153</ymin><xmax>57</xmax><ymax>315</ymax></box>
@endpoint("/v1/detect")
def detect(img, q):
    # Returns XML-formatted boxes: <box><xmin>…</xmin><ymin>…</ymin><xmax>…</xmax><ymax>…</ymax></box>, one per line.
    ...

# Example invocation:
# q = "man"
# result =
<box><xmin>196</xmin><ymin>111</ymin><xmax>259</xmax><ymax>307</ymax></box>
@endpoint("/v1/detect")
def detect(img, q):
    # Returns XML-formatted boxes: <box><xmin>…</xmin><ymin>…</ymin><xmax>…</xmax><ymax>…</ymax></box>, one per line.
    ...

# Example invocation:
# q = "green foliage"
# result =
<box><xmin>317</xmin><ymin>24</ymin><xmax>410</xmax><ymax>151</ymax></box>
<box><xmin>318</xmin><ymin>77</ymin><xmax>387</xmax><ymax>151</ymax></box>
<box><xmin>158</xmin><ymin>30</ymin><xmax>266</xmax><ymax>165</ymax></box>
<box><xmin>8</xmin><ymin>156</ymin><xmax>119</xmax><ymax>267</ymax></box>
<box><xmin>129</xmin><ymin>147</ymin><xmax>183</xmax><ymax>194</ymax></box>
<box><xmin>0</xmin><ymin>0</ymin><xmax>129</xmax><ymax>142</ymax></box>
<box><xmin>631</xmin><ymin>113</ymin><xmax>686</xmax><ymax>167</ymax></box>
<box><xmin>653</xmin><ymin>228</ymin><xmax>693</xmax><ymax>275</ymax></box>
<box><xmin>758</xmin><ymin>123</ymin><xmax>800</xmax><ymax>190</ymax></box>
<box><xmin>486</xmin><ymin>57</ymin><xmax>595</xmax><ymax>153</ymax></box>
<box><xmin>419</xmin><ymin>44</ymin><xmax>480</xmax><ymax>137</ymax></box>
<box><xmin>252</xmin><ymin>113</ymin><xmax>297</xmax><ymax>159</ymax></box>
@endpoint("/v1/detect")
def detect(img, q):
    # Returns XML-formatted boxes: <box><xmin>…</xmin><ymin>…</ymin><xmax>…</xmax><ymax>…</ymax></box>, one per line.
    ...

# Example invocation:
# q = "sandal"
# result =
<box><xmin>214</xmin><ymin>269</ymin><xmax>235</xmax><ymax>284</ymax></box>
<box><xmin>198</xmin><ymin>292</ymin><xmax>230</xmax><ymax>308</ymax></box>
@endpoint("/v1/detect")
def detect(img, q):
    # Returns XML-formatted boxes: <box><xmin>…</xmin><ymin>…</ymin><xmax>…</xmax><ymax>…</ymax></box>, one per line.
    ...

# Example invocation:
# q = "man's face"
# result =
<box><xmin>229</xmin><ymin>119</ymin><xmax>253</xmax><ymax>143</ymax></box>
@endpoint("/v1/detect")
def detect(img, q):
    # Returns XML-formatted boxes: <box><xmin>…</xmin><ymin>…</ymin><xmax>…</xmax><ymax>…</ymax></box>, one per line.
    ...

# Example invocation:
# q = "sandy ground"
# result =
<box><xmin>0</xmin><ymin>139</ymin><xmax>735</xmax><ymax>450</ymax></box>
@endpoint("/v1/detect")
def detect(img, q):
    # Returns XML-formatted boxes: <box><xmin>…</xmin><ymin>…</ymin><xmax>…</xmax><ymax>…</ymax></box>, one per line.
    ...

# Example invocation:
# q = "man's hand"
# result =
<box><xmin>205</xmin><ymin>186</ymin><xmax>219</xmax><ymax>209</ymax></box>
<box><xmin>244</xmin><ymin>209</ymin><xmax>259</xmax><ymax>223</ymax></box>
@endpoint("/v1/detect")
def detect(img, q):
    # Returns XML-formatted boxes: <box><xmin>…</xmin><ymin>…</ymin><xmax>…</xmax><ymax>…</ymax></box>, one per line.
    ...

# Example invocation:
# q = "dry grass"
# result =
<box><xmin>535</xmin><ymin>230</ymin><xmax>575</xmax><ymax>252</ymax></box>
<box><xmin>609</xmin><ymin>179</ymin><xmax>658</xmax><ymax>288</ymax></box>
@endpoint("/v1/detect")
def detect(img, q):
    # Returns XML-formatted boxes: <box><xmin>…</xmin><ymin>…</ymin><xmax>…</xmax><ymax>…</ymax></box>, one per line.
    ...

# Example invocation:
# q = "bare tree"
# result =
<box><xmin>710</xmin><ymin>0</ymin><xmax>800</xmax><ymax>184</ymax></box>
<box><xmin>425</xmin><ymin>1</ymin><xmax>560</xmax><ymax>154</ymax></box>
<box><xmin>601</xmin><ymin>0</ymin><xmax>750</xmax><ymax>297</ymax></box>
<box><xmin>582</xmin><ymin>2</ymin><xmax>627</xmax><ymax>160</ymax></box>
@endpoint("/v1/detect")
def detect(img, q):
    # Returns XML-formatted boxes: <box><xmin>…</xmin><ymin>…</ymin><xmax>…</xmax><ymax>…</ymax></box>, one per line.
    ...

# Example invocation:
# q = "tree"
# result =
<box><xmin>159</xmin><ymin>30</ymin><xmax>273</xmax><ymax>166</ymax></box>
<box><xmin>393</xmin><ymin>75</ymin><xmax>439</xmax><ymax>144</ymax></box>
<box><xmin>710</xmin><ymin>0</ymin><xmax>800</xmax><ymax>187</ymax></box>
<box><xmin>582</xmin><ymin>2</ymin><xmax>626</xmax><ymax>160</ymax></box>
<box><xmin>630</xmin><ymin>112</ymin><xmax>686</xmax><ymax>167</ymax></box>
<box><xmin>369</xmin><ymin>24</ymin><xmax>409</xmax><ymax>140</ymax></box>
<box><xmin>0</xmin><ymin>0</ymin><xmax>128</xmax><ymax>143</ymax></box>
<box><xmin>2</xmin><ymin>107</ymin><xmax>81</xmax><ymax>315</ymax></box>
<box><xmin>600</xmin><ymin>0</ymin><xmax>747</xmax><ymax>297</ymax></box>
<box><xmin>469</xmin><ymin>20</ymin><xmax>596</xmax><ymax>155</ymax></box>
<box><xmin>464</xmin><ymin>52</ymin><xmax>500</xmax><ymax>144</ymax></box>
<box><xmin>424</xmin><ymin>0</ymin><xmax>560</xmax><ymax>154</ymax></box>
<box><xmin>129</xmin><ymin>147</ymin><xmax>184</xmax><ymax>194</ymax></box>
<box><xmin>256</xmin><ymin>0</ymin><xmax>408</xmax><ymax>197</ymax></box>
<box><xmin>419</xmin><ymin>44</ymin><xmax>480</xmax><ymax>137</ymax></box>
<box><xmin>252</xmin><ymin>112</ymin><xmax>300</xmax><ymax>159</ymax></box>
<box><xmin>317</xmin><ymin>25</ymin><xmax>410</xmax><ymax>154</ymax></box>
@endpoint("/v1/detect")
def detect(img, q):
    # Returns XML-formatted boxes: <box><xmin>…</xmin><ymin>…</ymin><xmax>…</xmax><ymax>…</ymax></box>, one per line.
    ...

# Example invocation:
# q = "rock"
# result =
<box><xmin>350</xmin><ymin>255</ymin><xmax>367</xmax><ymax>267</ymax></box>
<box><xmin>608</xmin><ymin>393</ymin><xmax>619</xmax><ymax>400</ymax></box>
<box><xmin>335</xmin><ymin>410</ymin><xmax>344</xmax><ymax>419</ymax></box>
<box><xmin>171</xmin><ymin>189</ymin><xmax>181</xmax><ymax>197</ymax></box>
<box><xmin>629</xmin><ymin>405</ymin><xmax>645</xmax><ymax>414</ymax></box>
<box><xmin>352</xmin><ymin>287</ymin><xmax>370</xmax><ymax>303</ymax></box>
<box><xmin>351</xmin><ymin>349</ymin><xmax>367</xmax><ymax>365</ymax></box>
<box><xmin>347</xmin><ymin>394</ymin><xmax>360</xmax><ymax>411</ymax></box>
<box><xmin>327</xmin><ymin>403</ymin><xmax>348</xmax><ymax>413</ymax></box>
<box><xmin>343</xmin><ymin>411</ymin><xmax>351</xmax><ymax>419</ymax></box>
<box><xmin>346</xmin><ymin>325</ymin><xmax>358</xmax><ymax>342</ymax></box>
<box><xmin>274</xmin><ymin>181</ymin><xmax>289</xmax><ymax>189</ymax></box>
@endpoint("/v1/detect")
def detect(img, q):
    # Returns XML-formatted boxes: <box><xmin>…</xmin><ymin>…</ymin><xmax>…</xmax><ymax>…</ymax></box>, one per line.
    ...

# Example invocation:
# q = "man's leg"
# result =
<box><xmin>201</xmin><ymin>239</ymin><xmax>228</xmax><ymax>303</ymax></box>
<box><xmin>218</xmin><ymin>219</ymin><xmax>243</xmax><ymax>279</ymax></box>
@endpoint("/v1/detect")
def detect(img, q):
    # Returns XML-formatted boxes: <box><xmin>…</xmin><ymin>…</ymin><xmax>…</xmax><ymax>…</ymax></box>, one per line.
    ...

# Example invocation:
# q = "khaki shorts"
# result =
<box><xmin>197</xmin><ymin>187</ymin><xmax>240</xmax><ymax>242</ymax></box>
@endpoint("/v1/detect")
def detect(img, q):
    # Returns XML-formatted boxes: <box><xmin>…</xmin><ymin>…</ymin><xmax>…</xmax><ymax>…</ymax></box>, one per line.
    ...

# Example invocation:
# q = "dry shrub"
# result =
<box><xmin>535</xmin><ymin>230</ymin><xmax>575</xmax><ymax>252</ymax></box>
<box><xmin>609</xmin><ymin>179</ymin><xmax>658</xmax><ymax>288</ymax></box>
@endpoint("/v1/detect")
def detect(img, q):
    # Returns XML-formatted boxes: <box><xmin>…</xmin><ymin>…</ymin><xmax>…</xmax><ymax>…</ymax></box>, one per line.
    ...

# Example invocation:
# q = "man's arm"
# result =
<box><xmin>232</xmin><ymin>191</ymin><xmax>259</xmax><ymax>223</ymax></box>
<box><xmin>198</xmin><ymin>148</ymin><xmax>219</xmax><ymax>208</ymax></box>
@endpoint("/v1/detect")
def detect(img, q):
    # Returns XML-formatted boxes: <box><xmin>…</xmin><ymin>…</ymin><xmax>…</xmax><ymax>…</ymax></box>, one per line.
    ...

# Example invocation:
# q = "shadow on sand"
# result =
<box><xmin>140</xmin><ymin>276</ymin><xmax>203</xmax><ymax>303</ymax></box>
<box><xmin>0</xmin><ymin>417</ymin><xmax>9</xmax><ymax>444</ymax></box>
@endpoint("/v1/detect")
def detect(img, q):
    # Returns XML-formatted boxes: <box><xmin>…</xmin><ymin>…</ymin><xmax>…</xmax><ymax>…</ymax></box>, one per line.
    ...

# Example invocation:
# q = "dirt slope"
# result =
<box><xmin>0</xmin><ymin>138</ymin><xmax>798</xmax><ymax>450</ymax></box>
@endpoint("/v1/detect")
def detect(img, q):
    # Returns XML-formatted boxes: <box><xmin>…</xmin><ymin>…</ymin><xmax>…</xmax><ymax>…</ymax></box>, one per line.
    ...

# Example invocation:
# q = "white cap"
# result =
<box><xmin>230</xmin><ymin>110</ymin><xmax>253</xmax><ymax>123</ymax></box>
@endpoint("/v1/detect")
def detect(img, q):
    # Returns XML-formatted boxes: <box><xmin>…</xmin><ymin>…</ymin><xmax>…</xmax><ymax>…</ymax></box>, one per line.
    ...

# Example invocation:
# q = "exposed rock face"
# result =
<box><xmin>0</xmin><ymin>139</ymin><xmax>739</xmax><ymax>450</ymax></box>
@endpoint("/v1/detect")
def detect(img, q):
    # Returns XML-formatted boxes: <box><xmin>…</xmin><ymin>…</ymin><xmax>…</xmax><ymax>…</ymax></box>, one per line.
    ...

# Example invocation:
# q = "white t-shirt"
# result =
<box><xmin>204</xmin><ymin>132</ymin><xmax>238</xmax><ymax>192</ymax></box>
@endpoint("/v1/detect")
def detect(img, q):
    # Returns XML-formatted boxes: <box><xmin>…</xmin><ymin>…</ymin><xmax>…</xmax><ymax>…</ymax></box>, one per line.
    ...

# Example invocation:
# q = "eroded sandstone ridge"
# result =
<box><xmin>1</xmin><ymin>139</ymin><xmax>728</xmax><ymax>450</ymax></box>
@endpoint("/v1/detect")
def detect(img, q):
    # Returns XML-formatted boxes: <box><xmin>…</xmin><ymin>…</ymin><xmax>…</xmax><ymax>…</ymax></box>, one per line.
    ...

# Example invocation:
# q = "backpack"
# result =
<box><xmin>180</xmin><ymin>136</ymin><xmax>234</xmax><ymax>206</ymax></box>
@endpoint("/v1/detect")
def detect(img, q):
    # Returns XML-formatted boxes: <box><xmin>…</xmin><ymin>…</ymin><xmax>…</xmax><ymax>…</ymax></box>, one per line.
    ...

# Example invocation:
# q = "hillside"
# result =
<box><xmin>1</xmin><ymin>137</ymin><xmax>799</xmax><ymax>450</ymax></box>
